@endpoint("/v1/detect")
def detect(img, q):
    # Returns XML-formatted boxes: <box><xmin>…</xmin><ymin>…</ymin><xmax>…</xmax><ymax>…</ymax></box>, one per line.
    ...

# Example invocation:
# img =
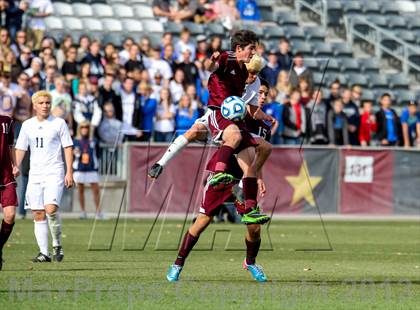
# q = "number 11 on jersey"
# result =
<box><xmin>36</xmin><ymin>137</ymin><xmax>44</xmax><ymax>148</ymax></box>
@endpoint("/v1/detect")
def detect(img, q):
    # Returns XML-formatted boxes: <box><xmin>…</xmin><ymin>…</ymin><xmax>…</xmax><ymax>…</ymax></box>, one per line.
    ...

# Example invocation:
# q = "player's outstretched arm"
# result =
<box><xmin>63</xmin><ymin>146</ymin><xmax>74</xmax><ymax>188</ymax></box>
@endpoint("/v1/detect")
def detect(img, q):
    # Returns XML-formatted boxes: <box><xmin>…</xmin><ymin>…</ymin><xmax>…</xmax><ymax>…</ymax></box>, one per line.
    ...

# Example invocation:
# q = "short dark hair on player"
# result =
<box><xmin>260</xmin><ymin>78</ymin><xmax>269</xmax><ymax>89</ymax></box>
<box><xmin>231</xmin><ymin>30</ymin><xmax>259</xmax><ymax>50</ymax></box>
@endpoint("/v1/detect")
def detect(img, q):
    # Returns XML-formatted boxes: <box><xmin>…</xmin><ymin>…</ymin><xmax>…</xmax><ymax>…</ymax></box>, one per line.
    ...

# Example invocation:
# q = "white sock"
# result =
<box><xmin>34</xmin><ymin>220</ymin><xmax>49</xmax><ymax>256</ymax></box>
<box><xmin>157</xmin><ymin>135</ymin><xmax>189</xmax><ymax>167</ymax></box>
<box><xmin>238</xmin><ymin>180</ymin><xmax>243</xmax><ymax>189</ymax></box>
<box><xmin>46</xmin><ymin>212</ymin><xmax>62</xmax><ymax>247</ymax></box>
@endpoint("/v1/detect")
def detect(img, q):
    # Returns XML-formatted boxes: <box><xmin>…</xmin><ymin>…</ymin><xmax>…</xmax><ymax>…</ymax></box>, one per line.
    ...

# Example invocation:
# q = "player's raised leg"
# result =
<box><xmin>243</xmin><ymin>223</ymin><xmax>267</xmax><ymax>282</ymax></box>
<box><xmin>149</xmin><ymin>122</ymin><xmax>209</xmax><ymax>179</ymax></box>
<box><xmin>167</xmin><ymin>214</ymin><xmax>212</xmax><ymax>282</ymax></box>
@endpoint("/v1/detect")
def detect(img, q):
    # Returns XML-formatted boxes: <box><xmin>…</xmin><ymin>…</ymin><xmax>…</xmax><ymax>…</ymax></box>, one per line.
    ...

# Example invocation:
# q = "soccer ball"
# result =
<box><xmin>221</xmin><ymin>96</ymin><xmax>246</xmax><ymax>122</ymax></box>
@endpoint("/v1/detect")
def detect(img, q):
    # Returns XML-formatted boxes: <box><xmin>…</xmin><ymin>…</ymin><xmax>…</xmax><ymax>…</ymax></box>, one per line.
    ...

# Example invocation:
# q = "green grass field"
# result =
<box><xmin>0</xmin><ymin>218</ymin><xmax>419</xmax><ymax>309</ymax></box>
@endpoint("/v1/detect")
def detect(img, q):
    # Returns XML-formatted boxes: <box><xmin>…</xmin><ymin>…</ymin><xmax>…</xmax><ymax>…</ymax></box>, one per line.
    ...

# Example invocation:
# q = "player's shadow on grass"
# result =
<box><xmin>185</xmin><ymin>279</ymin><xmax>420</xmax><ymax>285</ymax></box>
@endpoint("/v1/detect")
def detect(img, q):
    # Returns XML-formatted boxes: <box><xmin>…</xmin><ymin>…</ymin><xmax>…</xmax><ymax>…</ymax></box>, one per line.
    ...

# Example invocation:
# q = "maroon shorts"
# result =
<box><xmin>0</xmin><ymin>180</ymin><xmax>18</xmax><ymax>208</ymax></box>
<box><xmin>208</xmin><ymin>109</ymin><xmax>257</xmax><ymax>153</ymax></box>
<box><xmin>200</xmin><ymin>175</ymin><xmax>236</xmax><ymax>216</ymax></box>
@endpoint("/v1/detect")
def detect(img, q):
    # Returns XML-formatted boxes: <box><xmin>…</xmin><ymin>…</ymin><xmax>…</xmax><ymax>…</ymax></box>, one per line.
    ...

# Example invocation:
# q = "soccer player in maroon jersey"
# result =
<box><xmin>0</xmin><ymin>114</ymin><xmax>19</xmax><ymax>271</ymax></box>
<box><xmin>167</xmin><ymin>80</ymin><xmax>273</xmax><ymax>282</ymax></box>
<box><xmin>204</xmin><ymin>30</ymin><xmax>270</xmax><ymax>222</ymax></box>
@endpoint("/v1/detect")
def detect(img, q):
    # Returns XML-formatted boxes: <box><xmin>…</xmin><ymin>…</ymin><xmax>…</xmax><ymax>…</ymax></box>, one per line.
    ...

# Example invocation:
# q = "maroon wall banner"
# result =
<box><xmin>339</xmin><ymin>150</ymin><xmax>394</xmax><ymax>214</ymax></box>
<box><xmin>128</xmin><ymin>145</ymin><xmax>419</xmax><ymax>215</ymax></box>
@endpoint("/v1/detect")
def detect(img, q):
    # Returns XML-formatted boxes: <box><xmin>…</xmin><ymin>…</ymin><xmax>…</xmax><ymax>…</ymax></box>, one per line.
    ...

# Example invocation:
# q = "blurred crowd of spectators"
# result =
<box><xmin>1</xmin><ymin>0</ymin><xmax>419</xmax><ymax>148</ymax></box>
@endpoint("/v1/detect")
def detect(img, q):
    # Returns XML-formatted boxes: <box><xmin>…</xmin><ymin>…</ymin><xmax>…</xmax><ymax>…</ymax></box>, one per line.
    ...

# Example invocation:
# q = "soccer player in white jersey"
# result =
<box><xmin>15</xmin><ymin>91</ymin><xmax>74</xmax><ymax>263</ymax></box>
<box><xmin>148</xmin><ymin>54</ymin><xmax>273</xmax><ymax>179</ymax></box>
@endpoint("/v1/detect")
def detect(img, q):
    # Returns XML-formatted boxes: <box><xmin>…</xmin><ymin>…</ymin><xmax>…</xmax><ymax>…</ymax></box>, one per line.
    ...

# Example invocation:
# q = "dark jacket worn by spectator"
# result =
<box><xmin>282</xmin><ymin>102</ymin><xmax>307</xmax><ymax>139</ymax></box>
<box><xmin>375</xmin><ymin>108</ymin><xmax>402</xmax><ymax>146</ymax></box>
<box><xmin>327</xmin><ymin>110</ymin><xmax>349</xmax><ymax>145</ymax></box>
<box><xmin>342</xmin><ymin>100</ymin><xmax>360</xmax><ymax>145</ymax></box>
<box><xmin>82</xmin><ymin>53</ymin><xmax>104</xmax><ymax>78</ymax></box>
<box><xmin>98</xmin><ymin>86</ymin><xmax>122</xmax><ymax>121</ymax></box>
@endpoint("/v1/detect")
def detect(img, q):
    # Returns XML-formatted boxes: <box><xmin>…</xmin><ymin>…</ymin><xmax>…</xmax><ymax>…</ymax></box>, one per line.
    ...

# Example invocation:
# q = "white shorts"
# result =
<box><xmin>25</xmin><ymin>178</ymin><xmax>64</xmax><ymax>210</ymax></box>
<box><xmin>74</xmin><ymin>171</ymin><xmax>99</xmax><ymax>184</ymax></box>
<box><xmin>194</xmin><ymin>109</ymin><xmax>221</xmax><ymax>145</ymax></box>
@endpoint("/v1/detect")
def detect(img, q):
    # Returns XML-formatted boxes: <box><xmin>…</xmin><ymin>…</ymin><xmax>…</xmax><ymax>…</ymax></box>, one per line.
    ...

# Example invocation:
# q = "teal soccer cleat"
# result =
<box><xmin>242</xmin><ymin>259</ymin><xmax>267</xmax><ymax>282</ymax></box>
<box><xmin>166</xmin><ymin>264</ymin><xmax>183</xmax><ymax>282</ymax></box>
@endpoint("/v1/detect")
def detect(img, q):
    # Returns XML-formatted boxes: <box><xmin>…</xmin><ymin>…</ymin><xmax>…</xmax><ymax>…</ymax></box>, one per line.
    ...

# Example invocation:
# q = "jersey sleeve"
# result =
<box><xmin>15</xmin><ymin>122</ymin><xmax>29</xmax><ymax>151</ymax></box>
<box><xmin>400</xmin><ymin>109</ymin><xmax>409</xmax><ymax>123</ymax></box>
<box><xmin>242</xmin><ymin>78</ymin><xmax>261</xmax><ymax>107</ymax></box>
<box><xmin>59</xmin><ymin>120</ymin><xmax>73</xmax><ymax>148</ymax></box>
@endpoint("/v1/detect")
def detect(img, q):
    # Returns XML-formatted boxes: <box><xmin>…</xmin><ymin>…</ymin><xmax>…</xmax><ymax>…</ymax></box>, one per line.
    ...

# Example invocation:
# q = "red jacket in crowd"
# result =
<box><xmin>359</xmin><ymin>111</ymin><xmax>377</xmax><ymax>145</ymax></box>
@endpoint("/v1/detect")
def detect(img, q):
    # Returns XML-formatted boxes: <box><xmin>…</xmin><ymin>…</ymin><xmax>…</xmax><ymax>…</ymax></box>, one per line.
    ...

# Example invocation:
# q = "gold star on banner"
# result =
<box><xmin>285</xmin><ymin>161</ymin><xmax>322</xmax><ymax>207</ymax></box>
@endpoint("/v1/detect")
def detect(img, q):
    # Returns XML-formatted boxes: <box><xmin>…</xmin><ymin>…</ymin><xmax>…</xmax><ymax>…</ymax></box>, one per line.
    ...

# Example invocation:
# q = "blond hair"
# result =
<box><xmin>32</xmin><ymin>91</ymin><xmax>52</xmax><ymax>104</ymax></box>
<box><xmin>245</xmin><ymin>54</ymin><xmax>265</xmax><ymax>73</ymax></box>
<box><xmin>76</xmin><ymin>121</ymin><xmax>91</xmax><ymax>139</ymax></box>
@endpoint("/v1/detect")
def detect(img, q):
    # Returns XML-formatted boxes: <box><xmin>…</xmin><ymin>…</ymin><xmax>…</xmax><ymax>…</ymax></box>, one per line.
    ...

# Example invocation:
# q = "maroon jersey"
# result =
<box><xmin>244</xmin><ymin>114</ymin><xmax>272</xmax><ymax>142</ymax></box>
<box><xmin>207</xmin><ymin>51</ymin><xmax>249</xmax><ymax>109</ymax></box>
<box><xmin>0</xmin><ymin>115</ymin><xmax>14</xmax><ymax>182</ymax></box>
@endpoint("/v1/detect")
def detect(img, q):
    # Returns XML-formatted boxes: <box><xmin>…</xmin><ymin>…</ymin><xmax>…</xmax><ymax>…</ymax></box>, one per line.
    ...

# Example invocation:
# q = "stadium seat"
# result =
<box><xmin>112</xmin><ymin>4</ymin><xmax>135</xmax><ymax>18</ymax></box>
<box><xmin>313</xmin><ymin>72</ymin><xmax>325</xmax><ymax>86</ymax></box>
<box><xmin>126</xmin><ymin>0</ymin><xmax>148</xmax><ymax>3</ymax></box>
<box><xmin>263</xmin><ymin>25</ymin><xmax>285</xmax><ymax>39</ymax></box>
<box><xmin>277</xmin><ymin>11</ymin><xmax>299</xmax><ymax>26</ymax></box>
<box><xmin>90</xmin><ymin>0</ymin><xmax>107</xmax><ymax>3</ymax></box>
<box><xmin>407</xmin><ymin>16</ymin><xmax>420</xmax><ymax>31</ymax></box>
<box><xmin>340</xmin><ymin>58</ymin><xmax>360</xmax><ymax>73</ymax></box>
<box><xmin>347</xmin><ymin>73</ymin><xmax>368</xmax><ymax>87</ymax></box>
<box><xmin>260</xmin><ymin>8</ymin><xmax>276</xmax><ymax>22</ymax></box>
<box><xmin>206</xmin><ymin>23</ymin><xmax>225</xmax><ymax>37</ymax></box>
<box><xmin>362</xmin><ymin>2</ymin><xmax>381</xmax><ymax>15</ymax></box>
<box><xmin>312</xmin><ymin>42</ymin><xmax>333</xmax><ymax>57</ymax></box>
<box><xmin>72</xmin><ymin>3</ymin><xmax>93</xmax><ymax>17</ymax></box>
<box><xmin>82</xmin><ymin>18</ymin><xmax>104</xmax><ymax>32</ymax></box>
<box><xmin>331</xmin><ymin>42</ymin><xmax>353</xmax><ymax>57</ymax></box>
<box><xmin>291</xmin><ymin>41</ymin><xmax>312</xmax><ymax>56</ymax></box>
<box><xmin>45</xmin><ymin>16</ymin><xmax>64</xmax><ymax>30</ymax></box>
<box><xmin>361</xmin><ymin>89</ymin><xmax>375</xmax><ymax>102</ymax></box>
<box><xmin>324</xmin><ymin>58</ymin><xmax>340</xmax><ymax>72</ymax></box>
<box><xmin>133</xmin><ymin>4</ymin><xmax>154</xmax><ymax>19</ymax></box>
<box><xmin>91</xmin><ymin>4</ymin><xmax>114</xmax><ymax>18</ymax></box>
<box><xmin>101</xmin><ymin>18</ymin><xmax>123</xmax><ymax>32</ymax></box>
<box><xmin>62</xmin><ymin>17</ymin><xmax>84</xmax><ymax>31</ymax></box>
<box><xmin>343</xmin><ymin>1</ymin><xmax>362</xmax><ymax>15</ymax></box>
<box><xmin>396</xmin><ymin>90</ymin><xmax>416</xmax><ymax>105</ymax></box>
<box><xmin>142</xmin><ymin>20</ymin><xmax>164</xmax><ymax>33</ymax></box>
<box><xmin>304</xmin><ymin>27</ymin><xmax>327</xmax><ymax>42</ymax></box>
<box><xmin>285</xmin><ymin>26</ymin><xmax>305</xmax><ymax>41</ymax></box>
<box><xmin>388</xmin><ymin>74</ymin><xmax>410</xmax><ymax>90</ymax></box>
<box><xmin>121</xmin><ymin>19</ymin><xmax>143</xmax><ymax>34</ymax></box>
<box><xmin>380</xmin><ymin>2</ymin><xmax>400</xmax><ymax>15</ymax></box>
<box><xmin>387</xmin><ymin>15</ymin><xmax>408</xmax><ymax>30</ymax></box>
<box><xmin>326</xmin><ymin>0</ymin><xmax>343</xmax><ymax>26</ymax></box>
<box><xmin>359</xmin><ymin>58</ymin><xmax>380</xmax><ymax>74</ymax></box>
<box><xmin>164</xmin><ymin>22</ymin><xmax>183</xmax><ymax>35</ymax></box>
<box><xmin>102</xmin><ymin>33</ymin><xmax>123</xmax><ymax>47</ymax></box>
<box><xmin>368</xmin><ymin>15</ymin><xmax>388</xmax><ymax>28</ymax></box>
<box><xmin>396</xmin><ymin>31</ymin><xmax>416</xmax><ymax>45</ymax></box>
<box><xmin>394</xmin><ymin>0</ymin><xmax>417</xmax><ymax>14</ymax></box>
<box><xmin>53</xmin><ymin>2</ymin><xmax>73</xmax><ymax>16</ymax></box>
<box><xmin>368</xmin><ymin>74</ymin><xmax>388</xmax><ymax>89</ymax></box>
<box><xmin>303</xmin><ymin>58</ymin><xmax>318</xmax><ymax>71</ymax></box>
<box><xmin>240</xmin><ymin>23</ymin><xmax>264</xmax><ymax>37</ymax></box>
<box><xmin>182</xmin><ymin>22</ymin><xmax>205</xmax><ymax>35</ymax></box>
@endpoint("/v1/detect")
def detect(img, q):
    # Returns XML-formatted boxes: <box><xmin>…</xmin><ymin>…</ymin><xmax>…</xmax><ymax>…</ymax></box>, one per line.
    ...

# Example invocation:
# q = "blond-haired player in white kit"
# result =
<box><xmin>15</xmin><ymin>91</ymin><xmax>74</xmax><ymax>262</ymax></box>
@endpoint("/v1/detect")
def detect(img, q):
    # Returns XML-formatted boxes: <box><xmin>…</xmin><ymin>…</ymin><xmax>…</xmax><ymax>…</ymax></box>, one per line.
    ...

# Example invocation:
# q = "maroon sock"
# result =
<box><xmin>215</xmin><ymin>145</ymin><xmax>235</xmax><ymax>173</ymax></box>
<box><xmin>174</xmin><ymin>232</ymin><xmax>199</xmax><ymax>266</ymax></box>
<box><xmin>243</xmin><ymin>177</ymin><xmax>258</xmax><ymax>213</ymax></box>
<box><xmin>245</xmin><ymin>238</ymin><xmax>261</xmax><ymax>265</ymax></box>
<box><xmin>0</xmin><ymin>220</ymin><xmax>14</xmax><ymax>250</ymax></box>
